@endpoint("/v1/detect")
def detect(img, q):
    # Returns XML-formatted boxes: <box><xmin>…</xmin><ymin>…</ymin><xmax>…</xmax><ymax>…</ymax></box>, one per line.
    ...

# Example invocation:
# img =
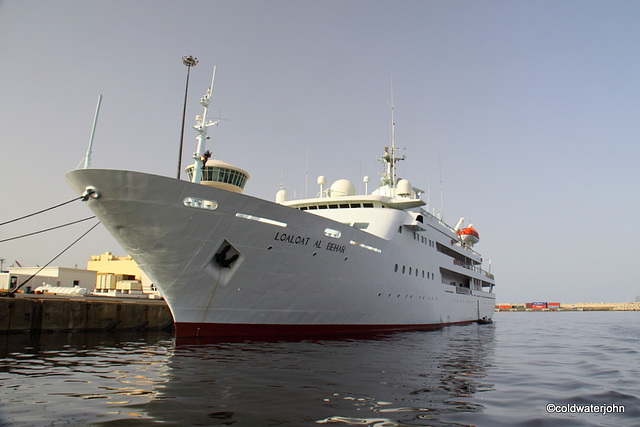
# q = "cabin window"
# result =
<box><xmin>350</xmin><ymin>203</ymin><xmax>361</xmax><ymax>208</ymax></box>
<box><xmin>318</xmin><ymin>205</ymin><xmax>328</xmax><ymax>209</ymax></box>
<box><xmin>235</xmin><ymin>212</ymin><xmax>287</xmax><ymax>228</ymax></box>
<box><xmin>339</xmin><ymin>204</ymin><xmax>350</xmax><ymax>208</ymax></box>
<box><xmin>363</xmin><ymin>203</ymin><xmax>374</xmax><ymax>208</ymax></box>
<box><xmin>199</xmin><ymin>166</ymin><xmax>248</xmax><ymax>189</ymax></box>
<box><xmin>329</xmin><ymin>204</ymin><xmax>338</xmax><ymax>209</ymax></box>
<box><xmin>350</xmin><ymin>240</ymin><xmax>382</xmax><ymax>253</ymax></box>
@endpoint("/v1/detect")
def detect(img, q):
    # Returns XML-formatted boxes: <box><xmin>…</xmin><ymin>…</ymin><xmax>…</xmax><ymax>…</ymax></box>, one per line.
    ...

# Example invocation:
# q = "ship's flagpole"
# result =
<box><xmin>83</xmin><ymin>94</ymin><xmax>102</xmax><ymax>169</ymax></box>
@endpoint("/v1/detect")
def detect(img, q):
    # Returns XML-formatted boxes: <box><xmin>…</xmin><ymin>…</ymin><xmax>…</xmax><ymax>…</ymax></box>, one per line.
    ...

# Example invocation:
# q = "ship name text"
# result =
<box><xmin>326</xmin><ymin>242</ymin><xmax>346</xmax><ymax>253</ymax></box>
<box><xmin>273</xmin><ymin>232</ymin><xmax>346</xmax><ymax>254</ymax></box>
<box><xmin>274</xmin><ymin>232</ymin><xmax>311</xmax><ymax>246</ymax></box>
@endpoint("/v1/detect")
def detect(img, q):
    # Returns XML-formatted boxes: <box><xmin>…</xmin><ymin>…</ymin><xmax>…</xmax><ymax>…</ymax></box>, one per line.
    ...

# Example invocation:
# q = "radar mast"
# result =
<box><xmin>191</xmin><ymin>66</ymin><xmax>220</xmax><ymax>184</ymax></box>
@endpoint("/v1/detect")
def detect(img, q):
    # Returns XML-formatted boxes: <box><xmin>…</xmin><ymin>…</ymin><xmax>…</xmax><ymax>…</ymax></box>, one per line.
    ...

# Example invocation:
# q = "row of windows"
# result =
<box><xmin>413</xmin><ymin>232</ymin><xmax>435</xmax><ymax>247</ymax></box>
<box><xmin>299</xmin><ymin>202</ymin><xmax>375</xmax><ymax>210</ymax></box>
<box><xmin>201</xmin><ymin>167</ymin><xmax>248</xmax><ymax>189</ymax></box>
<box><xmin>394</xmin><ymin>263</ymin><xmax>436</xmax><ymax>280</ymax></box>
<box><xmin>377</xmin><ymin>293</ymin><xmax>437</xmax><ymax>300</ymax></box>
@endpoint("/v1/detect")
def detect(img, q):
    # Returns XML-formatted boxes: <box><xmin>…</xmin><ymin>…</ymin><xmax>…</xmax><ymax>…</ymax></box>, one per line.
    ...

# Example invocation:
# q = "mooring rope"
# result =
<box><xmin>0</xmin><ymin>197</ymin><xmax>82</xmax><ymax>227</ymax></box>
<box><xmin>0</xmin><ymin>216</ymin><xmax>96</xmax><ymax>243</ymax></box>
<box><xmin>10</xmin><ymin>221</ymin><xmax>101</xmax><ymax>295</ymax></box>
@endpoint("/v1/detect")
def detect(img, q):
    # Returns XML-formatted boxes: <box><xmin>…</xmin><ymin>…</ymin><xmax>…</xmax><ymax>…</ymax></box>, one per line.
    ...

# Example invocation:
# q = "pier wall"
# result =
<box><xmin>0</xmin><ymin>296</ymin><xmax>173</xmax><ymax>334</ymax></box>
<box><xmin>495</xmin><ymin>302</ymin><xmax>640</xmax><ymax>312</ymax></box>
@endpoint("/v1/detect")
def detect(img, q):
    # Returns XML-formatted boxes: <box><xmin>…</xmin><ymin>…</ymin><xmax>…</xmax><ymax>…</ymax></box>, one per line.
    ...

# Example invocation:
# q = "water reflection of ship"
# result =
<box><xmin>131</xmin><ymin>325</ymin><xmax>495</xmax><ymax>425</ymax></box>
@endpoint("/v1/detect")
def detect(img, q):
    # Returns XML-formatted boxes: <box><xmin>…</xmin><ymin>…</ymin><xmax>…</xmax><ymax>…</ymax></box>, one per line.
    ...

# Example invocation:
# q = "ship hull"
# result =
<box><xmin>66</xmin><ymin>169</ymin><xmax>495</xmax><ymax>338</ymax></box>
<box><xmin>174</xmin><ymin>320</ymin><xmax>477</xmax><ymax>339</ymax></box>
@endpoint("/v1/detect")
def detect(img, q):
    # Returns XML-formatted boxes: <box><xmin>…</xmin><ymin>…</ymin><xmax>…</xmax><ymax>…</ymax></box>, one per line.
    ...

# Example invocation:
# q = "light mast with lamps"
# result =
<box><xmin>177</xmin><ymin>55</ymin><xmax>198</xmax><ymax>179</ymax></box>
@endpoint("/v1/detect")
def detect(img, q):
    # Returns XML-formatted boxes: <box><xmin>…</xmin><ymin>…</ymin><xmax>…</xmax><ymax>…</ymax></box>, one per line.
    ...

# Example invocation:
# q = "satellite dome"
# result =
<box><xmin>396</xmin><ymin>179</ymin><xmax>412</xmax><ymax>196</ymax></box>
<box><xmin>328</xmin><ymin>179</ymin><xmax>356</xmax><ymax>197</ymax></box>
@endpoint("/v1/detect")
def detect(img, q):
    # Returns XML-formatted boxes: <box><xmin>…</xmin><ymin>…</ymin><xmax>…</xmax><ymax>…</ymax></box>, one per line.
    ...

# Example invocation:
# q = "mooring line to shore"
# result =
<box><xmin>0</xmin><ymin>196</ymin><xmax>83</xmax><ymax>227</ymax></box>
<box><xmin>9</xmin><ymin>221</ymin><xmax>101</xmax><ymax>295</ymax></box>
<box><xmin>0</xmin><ymin>216</ymin><xmax>96</xmax><ymax>243</ymax></box>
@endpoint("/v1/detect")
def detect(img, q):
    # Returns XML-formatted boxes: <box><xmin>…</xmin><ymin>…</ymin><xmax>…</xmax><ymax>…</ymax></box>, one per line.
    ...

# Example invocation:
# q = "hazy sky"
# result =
<box><xmin>1</xmin><ymin>0</ymin><xmax>639</xmax><ymax>303</ymax></box>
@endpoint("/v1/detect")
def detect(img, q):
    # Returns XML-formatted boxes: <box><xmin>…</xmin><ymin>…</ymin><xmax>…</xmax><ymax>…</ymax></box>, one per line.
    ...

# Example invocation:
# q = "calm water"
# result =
<box><xmin>1</xmin><ymin>311</ymin><xmax>639</xmax><ymax>426</ymax></box>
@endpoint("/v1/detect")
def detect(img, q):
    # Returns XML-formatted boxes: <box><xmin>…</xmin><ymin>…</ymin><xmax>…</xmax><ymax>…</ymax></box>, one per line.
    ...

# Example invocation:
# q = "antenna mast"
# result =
<box><xmin>191</xmin><ymin>66</ymin><xmax>220</xmax><ymax>184</ymax></box>
<box><xmin>388</xmin><ymin>82</ymin><xmax>405</xmax><ymax>193</ymax></box>
<box><xmin>438</xmin><ymin>150</ymin><xmax>444</xmax><ymax>219</ymax></box>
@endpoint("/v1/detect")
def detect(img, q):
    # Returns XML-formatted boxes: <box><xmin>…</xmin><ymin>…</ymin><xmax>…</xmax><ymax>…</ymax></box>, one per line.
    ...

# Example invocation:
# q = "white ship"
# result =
<box><xmin>66</xmin><ymin>69</ymin><xmax>496</xmax><ymax>338</ymax></box>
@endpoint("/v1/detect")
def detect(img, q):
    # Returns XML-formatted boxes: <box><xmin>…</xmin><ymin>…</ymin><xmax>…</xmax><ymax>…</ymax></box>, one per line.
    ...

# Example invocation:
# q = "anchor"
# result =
<box><xmin>214</xmin><ymin>245</ymin><xmax>239</xmax><ymax>268</ymax></box>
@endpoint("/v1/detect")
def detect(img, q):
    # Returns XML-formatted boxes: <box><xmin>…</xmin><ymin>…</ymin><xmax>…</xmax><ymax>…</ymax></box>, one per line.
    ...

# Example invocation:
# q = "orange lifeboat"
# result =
<box><xmin>457</xmin><ymin>226</ymin><xmax>479</xmax><ymax>246</ymax></box>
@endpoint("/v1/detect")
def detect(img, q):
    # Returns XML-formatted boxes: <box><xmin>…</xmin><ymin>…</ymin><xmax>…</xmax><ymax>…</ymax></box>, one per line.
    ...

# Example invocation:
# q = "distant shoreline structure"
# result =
<box><xmin>496</xmin><ymin>302</ymin><xmax>640</xmax><ymax>312</ymax></box>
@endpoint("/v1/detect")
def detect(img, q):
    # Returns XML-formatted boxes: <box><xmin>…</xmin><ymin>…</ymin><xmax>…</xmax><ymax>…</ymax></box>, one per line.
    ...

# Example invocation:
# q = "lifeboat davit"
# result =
<box><xmin>457</xmin><ymin>226</ymin><xmax>479</xmax><ymax>246</ymax></box>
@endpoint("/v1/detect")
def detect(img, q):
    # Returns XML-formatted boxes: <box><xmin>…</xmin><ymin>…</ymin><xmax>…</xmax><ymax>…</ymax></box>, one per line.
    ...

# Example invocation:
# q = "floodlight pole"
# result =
<box><xmin>177</xmin><ymin>55</ymin><xmax>198</xmax><ymax>179</ymax></box>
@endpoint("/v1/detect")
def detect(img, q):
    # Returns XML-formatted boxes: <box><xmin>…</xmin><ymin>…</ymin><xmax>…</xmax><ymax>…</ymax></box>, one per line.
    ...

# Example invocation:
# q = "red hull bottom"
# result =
<box><xmin>174</xmin><ymin>320</ymin><xmax>479</xmax><ymax>339</ymax></box>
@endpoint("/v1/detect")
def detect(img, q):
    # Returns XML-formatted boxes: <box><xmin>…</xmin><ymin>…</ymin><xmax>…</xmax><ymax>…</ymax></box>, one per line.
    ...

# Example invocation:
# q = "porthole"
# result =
<box><xmin>402</xmin><ymin>265</ymin><xmax>405</xmax><ymax>274</ymax></box>
<box><xmin>394</xmin><ymin>264</ymin><xmax>398</xmax><ymax>273</ymax></box>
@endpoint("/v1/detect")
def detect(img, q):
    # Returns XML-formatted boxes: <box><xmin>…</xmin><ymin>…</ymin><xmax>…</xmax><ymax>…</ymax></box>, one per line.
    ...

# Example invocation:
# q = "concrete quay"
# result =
<box><xmin>562</xmin><ymin>302</ymin><xmax>640</xmax><ymax>311</ymax></box>
<box><xmin>496</xmin><ymin>302</ymin><xmax>640</xmax><ymax>312</ymax></box>
<box><xmin>0</xmin><ymin>294</ymin><xmax>173</xmax><ymax>334</ymax></box>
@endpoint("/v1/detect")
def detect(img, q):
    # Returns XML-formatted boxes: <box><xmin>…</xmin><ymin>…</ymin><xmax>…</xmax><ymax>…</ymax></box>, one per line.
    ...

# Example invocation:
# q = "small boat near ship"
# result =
<box><xmin>477</xmin><ymin>316</ymin><xmax>493</xmax><ymax>325</ymax></box>
<box><xmin>66</xmin><ymin>67</ymin><xmax>496</xmax><ymax>338</ymax></box>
